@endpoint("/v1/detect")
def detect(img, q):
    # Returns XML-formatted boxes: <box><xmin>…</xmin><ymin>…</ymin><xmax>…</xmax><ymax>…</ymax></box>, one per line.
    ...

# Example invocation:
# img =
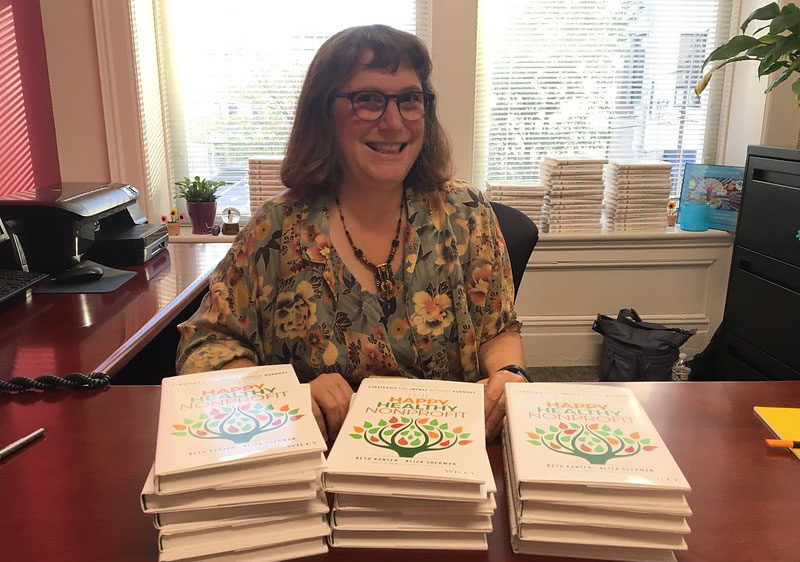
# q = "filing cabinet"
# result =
<box><xmin>717</xmin><ymin>146</ymin><xmax>800</xmax><ymax>380</ymax></box>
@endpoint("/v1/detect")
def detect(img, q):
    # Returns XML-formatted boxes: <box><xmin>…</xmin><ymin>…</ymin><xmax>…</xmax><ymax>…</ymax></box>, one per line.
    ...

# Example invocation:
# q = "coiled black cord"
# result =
<box><xmin>0</xmin><ymin>372</ymin><xmax>110</xmax><ymax>393</ymax></box>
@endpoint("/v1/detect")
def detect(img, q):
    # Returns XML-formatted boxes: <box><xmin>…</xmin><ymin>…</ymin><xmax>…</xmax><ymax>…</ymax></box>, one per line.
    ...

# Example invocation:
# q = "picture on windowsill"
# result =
<box><xmin>678</xmin><ymin>163</ymin><xmax>744</xmax><ymax>232</ymax></box>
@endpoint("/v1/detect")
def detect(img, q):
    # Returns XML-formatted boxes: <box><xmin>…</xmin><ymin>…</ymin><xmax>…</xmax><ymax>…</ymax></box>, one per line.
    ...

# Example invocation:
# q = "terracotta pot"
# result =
<box><xmin>666</xmin><ymin>214</ymin><xmax>677</xmax><ymax>227</ymax></box>
<box><xmin>186</xmin><ymin>201</ymin><xmax>217</xmax><ymax>234</ymax></box>
<box><xmin>166</xmin><ymin>222</ymin><xmax>181</xmax><ymax>236</ymax></box>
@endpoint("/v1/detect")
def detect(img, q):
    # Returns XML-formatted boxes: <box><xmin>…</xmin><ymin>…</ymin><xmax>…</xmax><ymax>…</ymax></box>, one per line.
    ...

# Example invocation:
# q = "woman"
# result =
<box><xmin>176</xmin><ymin>24</ymin><xmax>526</xmax><ymax>442</ymax></box>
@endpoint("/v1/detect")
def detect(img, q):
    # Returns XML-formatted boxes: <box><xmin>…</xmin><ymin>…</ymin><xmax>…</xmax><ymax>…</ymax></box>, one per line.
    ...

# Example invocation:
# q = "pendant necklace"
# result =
<box><xmin>335</xmin><ymin>192</ymin><xmax>404</xmax><ymax>300</ymax></box>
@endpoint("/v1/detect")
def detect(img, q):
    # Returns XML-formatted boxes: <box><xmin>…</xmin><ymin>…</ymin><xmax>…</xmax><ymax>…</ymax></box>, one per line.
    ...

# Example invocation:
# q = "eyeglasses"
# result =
<box><xmin>333</xmin><ymin>90</ymin><xmax>434</xmax><ymax>121</ymax></box>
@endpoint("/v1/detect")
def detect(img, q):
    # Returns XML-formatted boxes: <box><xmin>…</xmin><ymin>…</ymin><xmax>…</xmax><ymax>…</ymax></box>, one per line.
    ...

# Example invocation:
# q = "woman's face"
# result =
<box><xmin>332</xmin><ymin>54</ymin><xmax>425</xmax><ymax>194</ymax></box>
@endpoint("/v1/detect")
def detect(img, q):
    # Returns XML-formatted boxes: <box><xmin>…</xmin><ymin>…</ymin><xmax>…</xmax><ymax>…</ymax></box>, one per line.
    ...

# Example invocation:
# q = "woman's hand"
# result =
<box><xmin>480</xmin><ymin>369</ymin><xmax>527</xmax><ymax>441</ymax></box>
<box><xmin>308</xmin><ymin>373</ymin><xmax>354</xmax><ymax>442</ymax></box>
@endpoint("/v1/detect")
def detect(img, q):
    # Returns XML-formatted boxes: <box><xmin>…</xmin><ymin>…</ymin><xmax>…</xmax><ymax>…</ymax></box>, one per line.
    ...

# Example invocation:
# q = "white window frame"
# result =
<box><xmin>86</xmin><ymin>0</ymin><xmax>787</xmax><ymax>231</ymax></box>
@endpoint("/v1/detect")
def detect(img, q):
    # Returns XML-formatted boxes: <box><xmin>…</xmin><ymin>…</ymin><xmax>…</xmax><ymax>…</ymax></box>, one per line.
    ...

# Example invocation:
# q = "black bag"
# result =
<box><xmin>592</xmin><ymin>308</ymin><xmax>696</xmax><ymax>381</ymax></box>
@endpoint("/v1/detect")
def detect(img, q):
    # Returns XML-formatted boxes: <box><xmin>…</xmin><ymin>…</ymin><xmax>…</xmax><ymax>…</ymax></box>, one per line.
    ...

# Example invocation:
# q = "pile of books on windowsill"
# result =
<box><xmin>503</xmin><ymin>383</ymin><xmax>692</xmax><ymax>562</ymax></box>
<box><xmin>539</xmin><ymin>158</ymin><xmax>607</xmax><ymax>233</ymax></box>
<box><xmin>139</xmin><ymin>365</ymin><xmax>329</xmax><ymax>562</ymax></box>
<box><xmin>485</xmin><ymin>183</ymin><xmax>547</xmax><ymax>229</ymax></box>
<box><xmin>324</xmin><ymin>378</ymin><xmax>496</xmax><ymax>550</ymax></box>
<box><xmin>602</xmin><ymin>161</ymin><xmax>673</xmax><ymax>232</ymax></box>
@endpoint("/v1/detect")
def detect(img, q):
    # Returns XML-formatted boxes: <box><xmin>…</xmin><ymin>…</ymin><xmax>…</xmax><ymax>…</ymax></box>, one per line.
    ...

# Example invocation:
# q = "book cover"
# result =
<box><xmin>328</xmin><ymin>529</ymin><xmax>488</xmax><ymax>550</ymax></box>
<box><xmin>324</xmin><ymin>378</ymin><xmax>491</xmax><ymax>498</ymax></box>
<box><xmin>159</xmin><ymin>531</ymin><xmax>329</xmax><ymax>562</ymax></box>
<box><xmin>154</xmin><ymin>492</ymin><xmax>329</xmax><ymax>529</ymax></box>
<box><xmin>154</xmin><ymin>366</ymin><xmax>325</xmax><ymax>493</ymax></box>
<box><xmin>505</xmin><ymin>383</ymin><xmax>690</xmax><ymax>492</ymax></box>
<box><xmin>333</xmin><ymin>492</ymin><xmax>496</xmax><ymax>514</ymax></box>
<box><xmin>330</xmin><ymin>509</ymin><xmax>492</xmax><ymax>532</ymax></box>
<box><xmin>754</xmin><ymin>406</ymin><xmax>800</xmax><ymax>460</ymax></box>
<box><xmin>678</xmin><ymin>163</ymin><xmax>744</xmax><ymax>232</ymax></box>
<box><xmin>159</xmin><ymin>513</ymin><xmax>330</xmax><ymax>553</ymax></box>
<box><xmin>502</xmin><ymin>429</ymin><xmax>690</xmax><ymax>514</ymax></box>
<box><xmin>141</xmin><ymin>466</ymin><xmax>320</xmax><ymax>513</ymax></box>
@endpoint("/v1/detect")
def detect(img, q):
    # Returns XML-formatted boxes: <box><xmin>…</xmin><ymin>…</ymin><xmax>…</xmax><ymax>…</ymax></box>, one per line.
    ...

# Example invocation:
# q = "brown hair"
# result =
<box><xmin>281</xmin><ymin>25</ymin><xmax>451</xmax><ymax>199</ymax></box>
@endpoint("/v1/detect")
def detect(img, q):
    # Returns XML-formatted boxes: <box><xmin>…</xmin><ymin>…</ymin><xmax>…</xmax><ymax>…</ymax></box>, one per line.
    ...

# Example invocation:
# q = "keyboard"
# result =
<box><xmin>0</xmin><ymin>269</ymin><xmax>50</xmax><ymax>306</ymax></box>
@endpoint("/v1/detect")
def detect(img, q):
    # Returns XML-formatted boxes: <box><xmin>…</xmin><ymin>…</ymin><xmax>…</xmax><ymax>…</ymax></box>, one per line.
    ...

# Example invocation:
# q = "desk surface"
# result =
<box><xmin>1</xmin><ymin>381</ymin><xmax>798</xmax><ymax>562</ymax></box>
<box><xmin>0</xmin><ymin>243</ymin><xmax>229</xmax><ymax>380</ymax></box>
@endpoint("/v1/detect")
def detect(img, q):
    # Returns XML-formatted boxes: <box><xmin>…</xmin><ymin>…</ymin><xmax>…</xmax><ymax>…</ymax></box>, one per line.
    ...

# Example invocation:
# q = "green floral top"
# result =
<box><xmin>176</xmin><ymin>180</ymin><xmax>520</xmax><ymax>384</ymax></box>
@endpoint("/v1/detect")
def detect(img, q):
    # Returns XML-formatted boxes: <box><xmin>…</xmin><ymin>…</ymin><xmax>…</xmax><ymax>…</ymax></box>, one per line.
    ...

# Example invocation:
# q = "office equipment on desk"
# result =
<box><xmin>0</xmin><ymin>182</ymin><xmax>168</xmax><ymax>274</ymax></box>
<box><xmin>0</xmin><ymin>217</ymin><xmax>48</xmax><ymax>305</ymax></box>
<box><xmin>714</xmin><ymin>145</ymin><xmax>800</xmax><ymax>380</ymax></box>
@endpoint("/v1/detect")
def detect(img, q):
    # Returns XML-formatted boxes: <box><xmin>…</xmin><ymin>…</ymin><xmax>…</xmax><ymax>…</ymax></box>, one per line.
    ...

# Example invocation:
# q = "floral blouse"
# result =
<box><xmin>176</xmin><ymin>180</ymin><xmax>520</xmax><ymax>384</ymax></box>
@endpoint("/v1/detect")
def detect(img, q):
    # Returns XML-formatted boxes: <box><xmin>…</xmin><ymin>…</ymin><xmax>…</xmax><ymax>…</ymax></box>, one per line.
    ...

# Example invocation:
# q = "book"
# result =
<box><xmin>505</xmin><ymin>383</ymin><xmax>691</xmax><ymax>494</ymax></box>
<box><xmin>754</xmin><ymin>406</ymin><xmax>800</xmax><ymax>460</ymax></box>
<box><xmin>159</xmin><ymin>535</ymin><xmax>328</xmax><ymax>562</ymax></box>
<box><xmin>333</xmin><ymin>492</ymin><xmax>496</xmax><ymax>514</ymax></box>
<box><xmin>502</xmin><ymin>426</ymin><xmax>691</xmax><ymax>515</ymax></box>
<box><xmin>141</xmin><ymin>466</ymin><xmax>320</xmax><ymax>513</ymax></box>
<box><xmin>153</xmin><ymin>366</ymin><xmax>325</xmax><ymax>494</ymax></box>
<box><xmin>330</xmin><ymin>508</ymin><xmax>492</xmax><ymax>531</ymax></box>
<box><xmin>328</xmin><ymin>529</ymin><xmax>488</xmax><ymax>550</ymax></box>
<box><xmin>678</xmin><ymin>163</ymin><xmax>744</xmax><ymax>232</ymax></box>
<box><xmin>324</xmin><ymin>378</ymin><xmax>492</xmax><ymax>500</ymax></box>
<box><xmin>507</xmin><ymin>487</ymin><xmax>678</xmax><ymax>562</ymax></box>
<box><xmin>158</xmin><ymin>513</ymin><xmax>330</xmax><ymax>553</ymax></box>
<box><xmin>154</xmin><ymin>492</ymin><xmax>329</xmax><ymax>528</ymax></box>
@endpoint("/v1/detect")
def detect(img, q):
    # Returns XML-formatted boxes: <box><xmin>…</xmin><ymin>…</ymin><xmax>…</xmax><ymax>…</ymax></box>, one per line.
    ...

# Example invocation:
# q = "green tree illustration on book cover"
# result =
<box><xmin>527</xmin><ymin>421</ymin><xmax>657</xmax><ymax>465</ymax></box>
<box><xmin>170</xmin><ymin>402</ymin><xmax>304</xmax><ymax>444</ymax></box>
<box><xmin>349</xmin><ymin>416</ymin><xmax>473</xmax><ymax>458</ymax></box>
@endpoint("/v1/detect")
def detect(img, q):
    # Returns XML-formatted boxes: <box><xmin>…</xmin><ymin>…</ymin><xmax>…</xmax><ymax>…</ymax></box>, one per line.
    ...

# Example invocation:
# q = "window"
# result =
<box><xmin>473</xmin><ymin>0</ymin><xmax>734</xmax><ymax>197</ymax></box>
<box><xmin>155</xmin><ymin>1</ymin><xmax>431</xmax><ymax>221</ymax></box>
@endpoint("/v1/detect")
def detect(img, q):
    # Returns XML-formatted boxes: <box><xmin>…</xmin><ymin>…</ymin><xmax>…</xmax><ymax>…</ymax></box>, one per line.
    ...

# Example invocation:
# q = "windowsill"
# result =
<box><xmin>167</xmin><ymin>227</ymin><xmax>236</xmax><ymax>243</ymax></box>
<box><xmin>165</xmin><ymin>225</ymin><xmax>734</xmax><ymax>245</ymax></box>
<box><xmin>538</xmin><ymin>225</ymin><xmax>734</xmax><ymax>241</ymax></box>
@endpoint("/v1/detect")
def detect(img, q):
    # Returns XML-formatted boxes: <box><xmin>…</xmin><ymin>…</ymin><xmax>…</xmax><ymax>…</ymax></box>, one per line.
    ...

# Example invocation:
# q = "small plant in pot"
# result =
<box><xmin>174</xmin><ymin>176</ymin><xmax>227</xmax><ymax>234</ymax></box>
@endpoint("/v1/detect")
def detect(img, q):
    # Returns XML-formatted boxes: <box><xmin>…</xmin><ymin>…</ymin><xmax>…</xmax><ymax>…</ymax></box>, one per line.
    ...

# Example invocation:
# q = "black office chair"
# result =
<box><xmin>490</xmin><ymin>201</ymin><xmax>539</xmax><ymax>301</ymax></box>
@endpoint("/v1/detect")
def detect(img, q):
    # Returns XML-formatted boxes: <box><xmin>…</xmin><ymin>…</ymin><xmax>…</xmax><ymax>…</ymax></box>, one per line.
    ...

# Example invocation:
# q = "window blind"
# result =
<box><xmin>473</xmin><ymin>0</ymin><xmax>735</xmax><ymax>197</ymax></box>
<box><xmin>155</xmin><ymin>0</ymin><xmax>431</xmax><ymax>220</ymax></box>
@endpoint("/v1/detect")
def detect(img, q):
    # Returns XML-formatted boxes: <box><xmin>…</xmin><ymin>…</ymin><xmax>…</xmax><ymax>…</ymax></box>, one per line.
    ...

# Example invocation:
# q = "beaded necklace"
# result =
<box><xmin>335</xmin><ymin>193</ymin><xmax>404</xmax><ymax>300</ymax></box>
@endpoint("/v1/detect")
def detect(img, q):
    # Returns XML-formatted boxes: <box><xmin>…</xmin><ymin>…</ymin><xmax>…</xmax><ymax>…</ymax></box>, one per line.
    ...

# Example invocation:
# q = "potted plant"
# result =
<box><xmin>161</xmin><ymin>207</ymin><xmax>185</xmax><ymax>236</ymax></box>
<box><xmin>666</xmin><ymin>200</ymin><xmax>678</xmax><ymax>227</ymax></box>
<box><xmin>695</xmin><ymin>2</ymin><xmax>800</xmax><ymax>104</ymax></box>
<box><xmin>174</xmin><ymin>176</ymin><xmax>227</xmax><ymax>234</ymax></box>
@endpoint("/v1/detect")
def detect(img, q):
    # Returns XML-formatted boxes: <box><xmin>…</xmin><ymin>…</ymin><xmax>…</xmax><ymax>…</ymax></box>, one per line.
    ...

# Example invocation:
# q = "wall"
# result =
<box><xmin>39</xmin><ymin>0</ymin><xmax>109</xmax><ymax>183</ymax></box>
<box><xmin>0</xmin><ymin>0</ymin><xmax>60</xmax><ymax>195</ymax></box>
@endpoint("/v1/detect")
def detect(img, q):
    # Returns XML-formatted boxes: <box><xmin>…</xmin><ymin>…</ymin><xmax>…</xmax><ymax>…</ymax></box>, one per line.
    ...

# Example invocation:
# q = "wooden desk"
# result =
<box><xmin>0</xmin><ymin>243</ymin><xmax>229</xmax><ymax>380</ymax></box>
<box><xmin>1</xmin><ymin>382</ymin><xmax>798</xmax><ymax>562</ymax></box>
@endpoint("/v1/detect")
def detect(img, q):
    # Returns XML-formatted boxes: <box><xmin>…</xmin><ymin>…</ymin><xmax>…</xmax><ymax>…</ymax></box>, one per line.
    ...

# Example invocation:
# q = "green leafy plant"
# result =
<box><xmin>695</xmin><ymin>2</ymin><xmax>800</xmax><ymax>104</ymax></box>
<box><xmin>174</xmin><ymin>176</ymin><xmax>227</xmax><ymax>202</ymax></box>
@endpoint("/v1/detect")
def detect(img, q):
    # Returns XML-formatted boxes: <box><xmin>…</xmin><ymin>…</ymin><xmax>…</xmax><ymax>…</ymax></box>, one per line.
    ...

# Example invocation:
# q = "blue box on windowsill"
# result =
<box><xmin>678</xmin><ymin>163</ymin><xmax>744</xmax><ymax>232</ymax></box>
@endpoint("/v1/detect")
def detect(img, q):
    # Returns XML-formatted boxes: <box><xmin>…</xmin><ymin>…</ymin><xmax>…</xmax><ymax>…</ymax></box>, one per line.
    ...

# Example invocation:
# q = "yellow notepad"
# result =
<box><xmin>753</xmin><ymin>406</ymin><xmax>800</xmax><ymax>460</ymax></box>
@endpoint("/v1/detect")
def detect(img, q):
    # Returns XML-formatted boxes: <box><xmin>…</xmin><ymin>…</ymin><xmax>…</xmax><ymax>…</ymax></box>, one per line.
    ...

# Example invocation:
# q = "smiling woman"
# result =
<box><xmin>176</xmin><ymin>25</ymin><xmax>527</xmax><ymax>443</ymax></box>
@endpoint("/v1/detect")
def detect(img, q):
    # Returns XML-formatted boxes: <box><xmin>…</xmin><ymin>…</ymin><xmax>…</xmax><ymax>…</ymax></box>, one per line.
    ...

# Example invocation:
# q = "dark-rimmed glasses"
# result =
<box><xmin>333</xmin><ymin>90</ymin><xmax>434</xmax><ymax>121</ymax></box>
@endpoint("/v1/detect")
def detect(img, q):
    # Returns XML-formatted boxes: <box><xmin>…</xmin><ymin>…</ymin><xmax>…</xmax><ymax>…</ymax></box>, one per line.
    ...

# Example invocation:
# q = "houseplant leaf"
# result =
<box><xmin>792</xmin><ymin>77</ymin><xmax>800</xmax><ymax>103</ymax></box>
<box><xmin>740</xmin><ymin>2</ymin><xmax>780</xmax><ymax>33</ymax></box>
<box><xmin>703</xmin><ymin>35</ymin><xmax>761</xmax><ymax>67</ymax></box>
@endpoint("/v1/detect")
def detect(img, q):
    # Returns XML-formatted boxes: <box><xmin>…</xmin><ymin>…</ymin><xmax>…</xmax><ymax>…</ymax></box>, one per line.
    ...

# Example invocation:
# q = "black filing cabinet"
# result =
<box><xmin>716</xmin><ymin>146</ymin><xmax>800</xmax><ymax>380</ymax></box>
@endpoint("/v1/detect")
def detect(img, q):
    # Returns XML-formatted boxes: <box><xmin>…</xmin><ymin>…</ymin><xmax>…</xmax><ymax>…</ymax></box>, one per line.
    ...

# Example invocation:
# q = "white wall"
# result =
<box><xmin>40</xmin><ymin>0</ymin><xmax>110</xmax><ymax>182</ymax></box>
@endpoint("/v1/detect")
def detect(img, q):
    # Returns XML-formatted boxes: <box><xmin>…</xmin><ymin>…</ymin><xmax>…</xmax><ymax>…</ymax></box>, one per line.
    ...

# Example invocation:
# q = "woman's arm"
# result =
<box><xmin>478</xmin><ymin>330</ymin><xmax>527</xmax><ymax>441</ymax></box>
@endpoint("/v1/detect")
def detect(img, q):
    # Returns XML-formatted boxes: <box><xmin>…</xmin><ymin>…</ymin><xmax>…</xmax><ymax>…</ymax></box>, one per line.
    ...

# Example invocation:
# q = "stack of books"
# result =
<box><xmin>539</xmin><ymin>158</ymin><xmax>607</xmax><ymax>233</ymax></box>
<box><xmin>485</xmin><ymin>183</ymin><xmax>547</xmax><ymax>229</ymax></box>
<box><xmin>140</xmin><ymin>365</ymin><xmax>330</xmax><ymax>562</ymax></box>
<box><xmin>324</xmin><ymin>378</ymin><xmax>496</xmax><ymax>550</ymax></box>
<box><xmin>248</xmin><ymin>157</ymin><xmax>285</xmax><ymax>214</ymax></box>
<box><xmin>602</xmin><ymin>161</ymin><xmax>673</xmax><ymax>232</ymax></box>
<box><xmin>503</xmin><ymin>383</ymin><xmax>692</xmax><ymax>562</ymax></box>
